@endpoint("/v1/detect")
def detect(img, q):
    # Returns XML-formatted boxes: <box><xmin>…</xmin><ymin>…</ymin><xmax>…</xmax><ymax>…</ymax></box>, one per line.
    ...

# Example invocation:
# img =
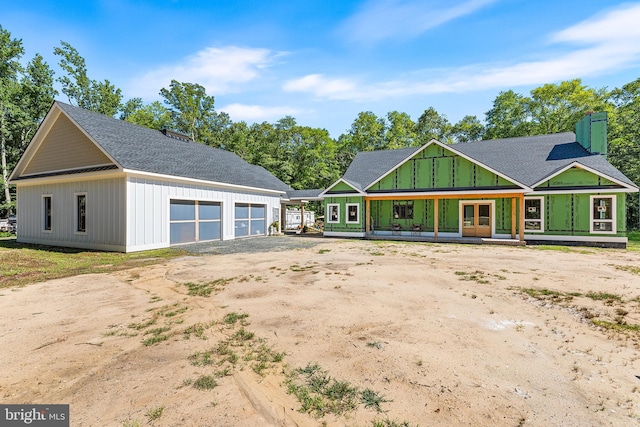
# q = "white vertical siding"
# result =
<box><xmin>126</xmin><ymin>177</ymin><xmax>283</xmax><ymax>252</ymax></box>
<box><xmin>15</xmin><ymin>177</ymin><xmax>126</xmax><ymax>251</ymax></box>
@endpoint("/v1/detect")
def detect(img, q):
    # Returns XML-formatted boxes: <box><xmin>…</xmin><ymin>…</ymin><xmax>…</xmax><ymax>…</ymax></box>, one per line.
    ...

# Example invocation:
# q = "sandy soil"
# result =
<box><xmin>2</xmin><ymin>239</ymin><xmax>640</xmax><ymax>426</ymax></box>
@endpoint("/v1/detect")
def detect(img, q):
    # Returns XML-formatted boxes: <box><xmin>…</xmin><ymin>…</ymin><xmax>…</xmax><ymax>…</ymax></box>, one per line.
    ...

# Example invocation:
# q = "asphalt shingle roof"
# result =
<box><xmin>56</xmin><ymin>102</ymin><xmax>292</xmax><ymax>193</ymax></box>
<box><xmin>341</xmin><ymin>133</ymin><xmax>637</xmax><ymax>190</ymax></box>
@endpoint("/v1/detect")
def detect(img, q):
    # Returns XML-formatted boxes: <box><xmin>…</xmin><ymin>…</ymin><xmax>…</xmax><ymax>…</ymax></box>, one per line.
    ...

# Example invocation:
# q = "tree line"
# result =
<box><xmin>1</xmin><ymin>25</ymin><xmax>638</xmax><ymax>228</ymax></box>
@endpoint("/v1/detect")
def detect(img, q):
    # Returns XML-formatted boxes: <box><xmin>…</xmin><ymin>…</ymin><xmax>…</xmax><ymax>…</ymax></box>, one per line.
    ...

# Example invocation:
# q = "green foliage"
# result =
<box><xmin>160</xmin><ymin>80</ymin><xmax>215</xmax><ymax>142</ymax></box>
<box><xmin>54</xmin><ymin>41</ymin><xmax>122</xmax><ymax>116</ymax></box>
<box><xmin>192</xmin><ymin>375</ymin><xmax>218</xmax><ymax>390</ymax></box>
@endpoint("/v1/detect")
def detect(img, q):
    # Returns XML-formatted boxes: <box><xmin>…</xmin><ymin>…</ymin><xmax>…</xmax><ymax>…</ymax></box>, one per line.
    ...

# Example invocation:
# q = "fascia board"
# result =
<box><xmin>319</xmin><ymin>178</ymin><xmax>364</xmax><ymax>197</ymax></box>
<box><xmin>123</xmin><ymin>169</ymin><xmax>288</xmax><ymax>196</ymax></box>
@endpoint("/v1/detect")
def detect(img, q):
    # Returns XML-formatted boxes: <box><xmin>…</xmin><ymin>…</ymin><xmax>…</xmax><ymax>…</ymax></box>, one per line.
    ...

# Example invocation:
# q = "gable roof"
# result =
<box><xmin>11</xmin><ymin>101</ymin><xmax>291</xmax><ymax>193</ymax></box>
<box><xmin>339</xmin><ymin>132</ymin><xmax>638</xmax><ymax>192</ymax></box>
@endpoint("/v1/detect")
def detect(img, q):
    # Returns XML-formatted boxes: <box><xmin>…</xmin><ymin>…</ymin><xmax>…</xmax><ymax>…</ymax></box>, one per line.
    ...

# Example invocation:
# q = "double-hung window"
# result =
<box><xmin>393</xmin><ymin>201</ymin><xmax>413</xmax><ymax>220</ymax></box>
<box><xmin>590</xmin><ymin>196</ymin><xmax>616</xmax><ymax>233</ymax></box>
<box><xmin>327</xmin><ymin>204</ymin><xmax>340</xmax><ymax>223</ymax></box>
<box><xmin>524</xmin><ymin>197</ymin><xmax>544</xmax><ymax>232</ymax></box>
<box><xmin>346</xmin><ymin>204</ymin><xmax>360</xmax><ymax>224</ymax></box>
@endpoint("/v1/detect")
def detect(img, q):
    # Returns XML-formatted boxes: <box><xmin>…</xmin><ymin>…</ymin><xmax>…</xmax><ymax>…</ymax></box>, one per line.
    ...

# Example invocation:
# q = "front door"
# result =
<box><xmin>462</xmin><ymin>203</ymin><xmax>491</xmax><ymax>237</ymax></box>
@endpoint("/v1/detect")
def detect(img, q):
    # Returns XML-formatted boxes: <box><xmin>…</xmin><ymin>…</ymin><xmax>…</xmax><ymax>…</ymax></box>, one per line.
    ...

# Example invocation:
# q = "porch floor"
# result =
<box><xmin>365</xmin><ymin>234</ymin><xmax>525</xmax><ymax>246</ymax></box>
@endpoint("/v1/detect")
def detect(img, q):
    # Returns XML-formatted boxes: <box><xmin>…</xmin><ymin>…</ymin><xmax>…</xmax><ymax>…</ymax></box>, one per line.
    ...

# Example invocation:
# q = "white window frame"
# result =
<box><xmin>42</xmin><ymin>194</ymin><xmax>53</xmax><ymax>233</ymax></box>
<box><xmin>524</xmin><ymin>197</ymin><xmax>544</xmax><ymax>233</ymax></box>
<box><xmin>346</xmin><ymin>203</ymin><xmax>360</xmax><ymax>224</ymax></box>
<box><xmin>74</xmin><ymin>192</ymin><xmax>87</xmax><ymax>235</ymax></box>
<box><xmin>327</xmin><ymin>204</ymin><xmax>340</xmax><ymax>223</ymax></box>
<box><xmin>590</xmin><ymin>195</ymin><xmax>616</xmax><ymax>234</ymax></box>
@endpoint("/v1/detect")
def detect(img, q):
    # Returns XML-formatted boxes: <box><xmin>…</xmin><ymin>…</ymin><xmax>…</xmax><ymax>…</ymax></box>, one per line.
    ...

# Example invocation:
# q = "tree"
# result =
<box><xmin>527</xmin><ymin>79</ymin><xmax>611</xmax><ymax>135</ymax></box>
<box><xmin>0</xmin><ymin>25</ymin><xmax>25</xmax><ymax>215</ymax></box>
<box><xmin>160</xmin><ymin>80</ymin><xmax>215</xmax><ymax>142</ymax></box>
<box><xmin>54</xmin><ymin>41</ymin><xmax>122</xmax><ymax>116</ymax></box>
<box><xmin>609</xmin><ymin>77</ymin><xmax>640</xmax><ymax>229</ymax></box>
<box><xmin>451</xmin><ymin>115</ymin><xmax>484</xmax><ymax>143</ymax></box>
<box><xmin>385</xmin><ymin>111</ymin><xmax>416</xmax><ymax>149</ymax></box>
<box><xmin>484</xmin><ymin>90</ymin><xmax>532</xmax><ymax>140</ymax></box>
<box><xmin>415</xmin><ymin>107</ymin><xmax>452</xmax><ymax>143</ymax></box>
<box><xmin>121</xmin><ymin>98</ymin><xmax>172</xmax><ymax>130</ymax></box>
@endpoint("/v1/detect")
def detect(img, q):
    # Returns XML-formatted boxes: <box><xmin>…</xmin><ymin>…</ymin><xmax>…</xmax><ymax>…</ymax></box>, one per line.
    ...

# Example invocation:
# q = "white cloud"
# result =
<box><xmin>128</xmin><ymin>46</ymin><xmax>278</xmax><ymax>99</ymax></box>
<box><xmin>288</xmin><ymin>3</ymin><xmax>640</xmax><ymax>100</ymax></box>
<box><xmin>219</xmin><ymin>103</ymin><xmax>304</xmax><ymax>122</ymax></box>
<box><xmin>342</xmin><ymin>0</ymin><xmax>497</xmax><ymax>44</ymax></box>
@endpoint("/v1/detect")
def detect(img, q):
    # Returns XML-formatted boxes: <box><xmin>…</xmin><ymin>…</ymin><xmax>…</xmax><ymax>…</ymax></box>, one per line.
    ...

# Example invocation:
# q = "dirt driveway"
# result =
<box><xmin>1</xmin><ymin>238</ymin><xmax>640</xmax><ymax>426</ymax></box>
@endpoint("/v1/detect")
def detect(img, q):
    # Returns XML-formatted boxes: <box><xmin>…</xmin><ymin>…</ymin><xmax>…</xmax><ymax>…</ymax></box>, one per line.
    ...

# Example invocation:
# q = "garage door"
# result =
<box><xmin>170</xmin><ymin>200</ymin><xmax>221</xmax><ymax>244</ymax></box>
<box><xmin>234</xmin><ymin>203</ymin><xmax>266</xmax><ymax>237</ymax></box>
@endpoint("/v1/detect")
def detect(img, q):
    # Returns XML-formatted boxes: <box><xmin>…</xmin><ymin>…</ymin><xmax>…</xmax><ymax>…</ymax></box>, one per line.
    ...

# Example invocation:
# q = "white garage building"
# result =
<box><xmin>9</xmin><ymin>102</ymin><xmax>292</xmax><ymax>252</ymax></box>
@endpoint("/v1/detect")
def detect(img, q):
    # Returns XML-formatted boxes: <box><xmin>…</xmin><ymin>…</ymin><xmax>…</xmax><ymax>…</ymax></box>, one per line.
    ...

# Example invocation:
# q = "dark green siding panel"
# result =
<box><xmin>379</xmin><ymin>172</ymin><xmax>396</xmax><ymax>190</ymax></box>
<box><xmin>423</xmin><ymin>144</ymin><xmax>441</xmax><ymax>157</ymax></box>
<box><xmin>398</xmin><ymin>160</ymin><xmax>414</xmax><ymax>189</ymax></box>
<box><xmin>440</xmin><ymin>199</ymin><xmax>459</xmax><ymax>232</ymax></box>
<box><xmin>454</xmin><ymin>157</ymin><xmax>473</xmax><ymax>188</ymax></box>
<box><xmin>617</xmin><ymin>194</ymin><xmax>626</xmax><ymax>232</ymax></box>
<box><xmin>547</xmin><ymin>194</ymin><xmax>572</xmax><ymax>232</ymax></box>
<box><xmin>434</xmin><ymin>157</ymin><xmax>453</xmax><ymax>188</ymax></box>
<box><xmin>475</xmin><ymin>166</ymin><xmax>495</xmax><ymax>187</ymax></box>
<box><xmin>415</xmin><ymin>159</ymin><xmax>433</xmax><ymax>188</ymax></box>
<box><xmin>497</xmin><ymin>176</ymin><xmax>512</xmax><ymax>186</ymax></box>
<box><xmin>324</xmin><ymin>196</ymin><xmax>364</xmax><ymax>232</ymax></box>
<box><xmin>549</xmin><ymin>168</ymin><xmax>599</xmax><ymax>187</ymax></box>
<box><xmin>573</xmin><ymin>194</ymin><xmax>590</xmax><ymax>232</ymax></box>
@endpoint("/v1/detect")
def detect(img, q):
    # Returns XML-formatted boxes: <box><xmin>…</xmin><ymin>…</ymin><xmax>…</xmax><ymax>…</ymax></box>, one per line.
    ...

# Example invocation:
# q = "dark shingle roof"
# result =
<box><xmin>287</xmin><ymin>189</ymin><xmax>325</xmax><ymax>200</ymax></box>
<box><xmin>343</xmin><ymin>147</ymin><xmax>421</xmax><ymax>190</ymax></box>
<box><xmin>56</xmin><ymin>102</ymin><xmax>291</xmax><ymax>193</ymax></box>
<box><xmin>340</xmin><ymin>133</ymin><xmax>637</xmax><ymax>190</ymax></box>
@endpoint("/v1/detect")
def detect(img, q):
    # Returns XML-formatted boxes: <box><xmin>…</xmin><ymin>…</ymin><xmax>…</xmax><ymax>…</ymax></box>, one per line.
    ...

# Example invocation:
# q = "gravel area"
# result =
<box><xmin>179</xmin><ymin>233</ymin><xmax>325</xmax><ymax>255</ymax></box>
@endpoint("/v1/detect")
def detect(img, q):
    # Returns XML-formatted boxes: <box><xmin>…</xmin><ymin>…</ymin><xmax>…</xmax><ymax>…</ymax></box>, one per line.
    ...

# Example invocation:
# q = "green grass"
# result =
<box><xmin>285</xmin><ymin>363</ymin><xmax>390</xmax><ymax>418</ymax></box>
<box><xmin>592</xmin><ymin>319</ymin><xmax>640</xmax><ymax>332</ymax></box>
<box><xmin>223</xmin><ymin>312</ymin><xmax>249</xmax><ymax>325</ymax></box>
<box><xmin>182</xmin><ymin>278</ymin><xmax>234</xmax><ymax>297</ymax></box>
<box><xmin>0</xmin><ymin>240</ymin><xmax>187</xmax><ymax>289</ymax></box>
<box><xmin>193</xmin><ymin>375</ymin><xmax>218</xmax><ymax>390</ymax></box>
<box><xmin>145</xmin><ymin>406</ymin><xmax>164</xmax><ymax>422</ymax></box>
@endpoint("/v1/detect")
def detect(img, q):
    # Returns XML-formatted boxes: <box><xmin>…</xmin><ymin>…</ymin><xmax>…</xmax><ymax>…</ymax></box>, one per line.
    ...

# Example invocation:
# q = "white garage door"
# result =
<box><xmin>170</xmin><ymin>200</ymin><xmax>221</xmax><ymax>244</ymax></box>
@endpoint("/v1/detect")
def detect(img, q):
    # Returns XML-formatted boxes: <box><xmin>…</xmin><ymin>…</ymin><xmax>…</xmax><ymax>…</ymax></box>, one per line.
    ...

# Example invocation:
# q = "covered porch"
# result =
<box><xmin>364</xmin><ymin>192</ymin><xmax>528</xmax><ymax>244</ymax></box>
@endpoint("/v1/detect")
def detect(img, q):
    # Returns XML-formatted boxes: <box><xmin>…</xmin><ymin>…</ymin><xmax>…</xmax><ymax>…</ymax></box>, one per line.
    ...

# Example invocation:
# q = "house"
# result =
<box><xmin>321</xmin><ymin>113</ymin><xmax>639</xmax><ymax>248</ymax></box>
<box><xmin>8</xmin><ymin>101</ymin><xmax>293</xmax><ymax>252</ymax></box>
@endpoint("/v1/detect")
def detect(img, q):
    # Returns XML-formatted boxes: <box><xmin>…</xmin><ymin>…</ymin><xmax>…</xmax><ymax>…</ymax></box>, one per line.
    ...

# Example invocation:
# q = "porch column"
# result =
<box><xmin>519</xmin><ymin>194</ymin><xmax>525</xmax><ymax>242</ymax></box>
<box><xmin>433</xmin><ymin>198</ymin><xmax>439</xmax><ymax>240</ymax></box>
<box><xmin>511</xmin><ymin>197</ymin><xmax>516</xmax><ymax>239</ymax></box>
<box><xmin>365</xmin><ymin>199</ymin><xmax>371</xmax><ymax>237</ymax></box>
<box><xmin>300</xmin><ymin>203</ymin><xmax>305</xmax><ymax>228</ymax></box>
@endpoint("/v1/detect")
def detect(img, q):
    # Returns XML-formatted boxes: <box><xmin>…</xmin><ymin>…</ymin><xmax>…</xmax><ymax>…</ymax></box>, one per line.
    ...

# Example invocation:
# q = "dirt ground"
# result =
<box><xmin>2</xmin><ymin>238</ymin><xmax>640</xmax><ymax>426</ymax></box>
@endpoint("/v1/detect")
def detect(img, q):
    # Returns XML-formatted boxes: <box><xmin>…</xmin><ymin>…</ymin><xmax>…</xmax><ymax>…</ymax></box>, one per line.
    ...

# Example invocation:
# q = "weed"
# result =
<box><xmin>121</xmin><ymin>419</ymin><xmax>141</xmax><ymax>427</ymax></box>
<box><xmin>290</xmin><ymin>264</ymin><xmax>318</xmax><ymax>272</ymax></box>
<box><xmin>146</xmin><ymin>406</ymin><xmax>164</xmax><ymax>422</ymax></box>
<box><xmin>367</xmin><ymin>341</ymin><xmax>383</xmax><ymax>349</ymax></box>
<box><xmin>371</xmin><ymin>419</ymin><xmax>416</xmax><ymax>427</ymax></box>
<box><xmin>232</xmin><ymin>327</ymin><xmax>255</xmax><ymax>342</ymax></box>
<box><xmin>193</xmin><ymin>375</ymin><xmax>218</xmax><ymax>390</ymax></box>
<box><xmin>592</xmin><ymin>320</ymin><xmax>640</xmax><ymax>332</ymax></box>
<box><xmin>585</xmin><ymin>292</ymin><xmax>622</xmax><ymax>303</ymax></box>
<box><xmin>183</xmin><ymin>322</ymin><xmax>209</xmax><ymax>340</ymax></box>
<box><xmin>142</xmin><ymin>332</ymin><xmax>171</xmax><ymax>346</ymax></box>
<box><xmin>183</xmin><ymin>278</ymin><xmax>234</xmax><ymax>297</ymax></box>
<box><xmin>148</xmin><ymin>295</ymin><xmax>162</xmax><ymax>303</ymax></box>
<box><xmin>128</xmin><ymin>318</ymin><xmax>156</xmax><ymax>330</ymax></box>
<box><xmin>360</xmin><ymin>388</ymin><xmax>390</xmax><ymax>412</ymax></box>
<box><xmin>615</xmin><ymin>265</ymin><xmax>640</xmax><ymax>275</ymax></box>
<box><xmin>318</xmin><ymin>249</ymin><xmax>332</xmax><ymax>254</ymax></box>
<box><xmin>224</xmin><ymin>312</ymin><xmax>250</xmax><ymax>325</ymax></box>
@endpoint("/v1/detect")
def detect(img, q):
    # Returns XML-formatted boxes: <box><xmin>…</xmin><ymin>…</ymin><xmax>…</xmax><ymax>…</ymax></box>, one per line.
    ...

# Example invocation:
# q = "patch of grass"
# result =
<box><xmin>318</xmin><ymin>249</ymin><xmax>332</xmax><ymax>254</ymax></box>
<box><xmin>121</xmin><ymin>419</ymin><xmax>141</xmax><ymax>427</ymax></box>
<box><xmin>592</xmin><ymin>320</ymin><xmax>640</xmax><ymax>332</ymax></box>
<box><xmin>526</xmin><ymin>245</ymin><xmax>594</xmax><ymax>254</ymax></box>
<box><xmin>289</xmin><ymin>263</ymin><xmax>317</xmax><ymax>272</ymax></box>
<box><xmin>360</xmin><ymin>388</ymin><xmax>390</xmax><ymax>412</ymax></box>
<box><xmin>183</xmin><ymin>278</ymin><xmax>234</xmax><ymax>297</ymax></box>
<box><xmin>183</xmin><ymin>322</ymin><xmax>213</xmax><ymax>340</ymax></box>
<box><xmin>145</xmin><ymin>406</ymin><xmax>164</xmax><ymax>422</ymax></box>
<box><xmin>128</xmin><ymin>318</ymin><xmax>157</xmax><ymax>330</ymax></box>
<box><xmin>585</xmin><ymin>292</ymin><xmax>622</xmax><ymax>304</ymax></box>
<box><xmin>367</xmin><ymin>341</ymin><xmax>383</xmax><ymax>349</ymax></box>
<box><xmin>616</xmin><ymin>264</ymin><xmax>640</xmax><ymax>275</ymax></box>
<box><xmin>0</xmin><ymin>241</ymin><xmax>187</xmax><ymax>289</ymax></box>
<box><xmin>371</xmin><ymin>418</ymin><xmax>416</xmax><ymax>427</ymax></box>
<box><xmin>456</xmin><ymin>270</ymin><xmax>490</xmax><ymax>284</ymax></box>
<box><xmin>142</xmin><ymin>329</ymin><xmax>171</xmax><ymax>346</ymax></box>
<box><xmin>223</xmin><ymin>312</ymin><xmax>249</xmax><ymax>325</ymax></box>
<box><xmin>285</xmin><ymin>363</ymin><xmax>389</xmax><ymax>418</ymax></box>
<box><xmin>193</xmin><ymin>375</ymin><xmax>218</xmax><ymax>390</ymax></box>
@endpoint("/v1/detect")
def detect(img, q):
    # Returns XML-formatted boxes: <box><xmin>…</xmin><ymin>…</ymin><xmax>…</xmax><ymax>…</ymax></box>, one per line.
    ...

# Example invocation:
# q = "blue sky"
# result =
<box><xmin>5</xmin><ymin>0</ymin><xmax>640</xmax><ymax>137</ymax></box>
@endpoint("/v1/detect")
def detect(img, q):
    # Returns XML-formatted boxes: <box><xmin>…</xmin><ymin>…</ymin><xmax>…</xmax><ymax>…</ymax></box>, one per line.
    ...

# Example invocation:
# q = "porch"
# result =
<box><xmin>366</xmin><ymin>231</ymin><xmax>525</xmax><ymax>246</ymax></box>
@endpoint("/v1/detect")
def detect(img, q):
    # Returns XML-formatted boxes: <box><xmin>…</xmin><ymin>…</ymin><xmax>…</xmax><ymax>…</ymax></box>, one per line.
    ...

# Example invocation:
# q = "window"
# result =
<box><xmin>234</xmin><ymin>203</ymin><xmax>266</xmax><ymax>237</ymax></box>
<box><xmin>327</xmin><ymin>204</ymin><xmax>340</xmax><ymax>223</ymax></box>
<box><xmin>76</xmin><ymin>194</ymin><xmax>86</xmax><ymax>233</ymax></box>
<box><xmin>43</xmin><ymin>195</ymin><xmax>52</xmax><ymax>231</ymax></box>
<box><xmin>590</xmin><ymin>196</ymin><xmax>616</xmax><ymax>234</ymax></box>
<box><xmin>393</xmin><ymin>201</ymin><xmax>413</xmax><ymax>220</ymax></box>
<box><xmin>524</xmin><ymin>197</ymin><xmax>544</xmax><ymax>232</ymax></box>
<box><xmin>346</xmin><ymin>203</ymin><xmax>360</xmax><ymax>224</ymax></box>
